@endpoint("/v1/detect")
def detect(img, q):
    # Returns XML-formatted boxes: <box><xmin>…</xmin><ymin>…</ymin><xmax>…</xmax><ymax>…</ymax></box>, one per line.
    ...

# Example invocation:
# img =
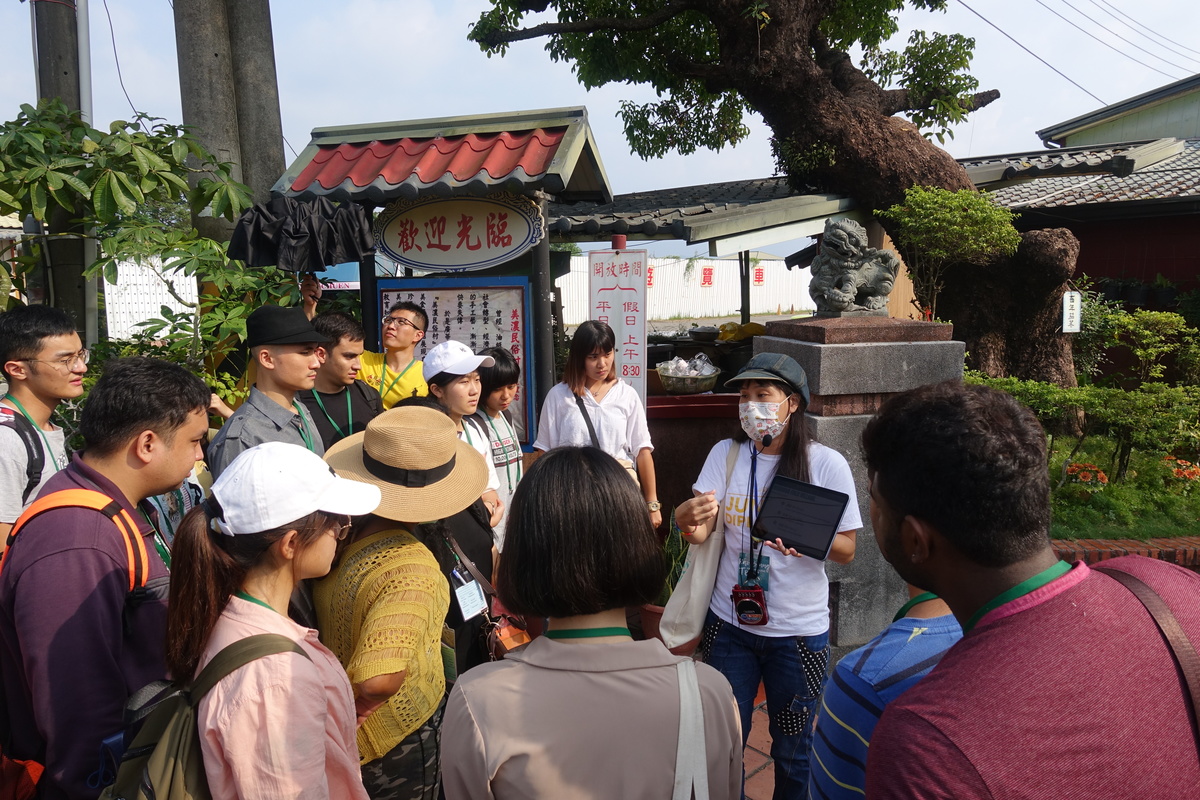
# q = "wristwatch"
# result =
<box><xmin>646</xmin><ymin>500</ymin><xmax>662</xmax><ymax>512</ymax></box>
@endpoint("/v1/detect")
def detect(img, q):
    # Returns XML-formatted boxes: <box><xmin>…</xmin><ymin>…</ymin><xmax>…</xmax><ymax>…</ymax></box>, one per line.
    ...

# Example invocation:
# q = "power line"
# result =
<box><xmin>956</xmin><ymin>0</ymin><xmax>1106</xmax><ymax>106</ymax></box>
<box><xmin>102</xmin><ymin>0</ymin><xmax>138</xmax><ymax>115</ymax></box>
<box><xmin>1052</xmin><ymin>0</ymin><xmax>1194</xmax><ymax>74</ymax></box>
<box><xmin>1094</xmin><ymin>0</ymin><xmax>1200</xmax><ymax>58</ymax></box>
<box><xmin>1084</xmin><ymin>0</ymin><xmax>1200</xmax><ymax>66</ymax></box>
<box><xmin>1034</xmin><ymin>0</ymin><xmax>1181</xmax><ymax>81</ymax></box>
<box><xmin>283</xmin><ymin>135</ymin><xmax>299</xmax><ymax>159</ymax></box>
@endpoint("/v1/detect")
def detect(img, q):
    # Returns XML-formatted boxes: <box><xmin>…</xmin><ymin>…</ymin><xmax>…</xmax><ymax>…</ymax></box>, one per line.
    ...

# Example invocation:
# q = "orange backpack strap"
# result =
<box><xmin>2</xmin><ymin>488</ymin><xmax>148</xmax><ymax>591</ymax></box>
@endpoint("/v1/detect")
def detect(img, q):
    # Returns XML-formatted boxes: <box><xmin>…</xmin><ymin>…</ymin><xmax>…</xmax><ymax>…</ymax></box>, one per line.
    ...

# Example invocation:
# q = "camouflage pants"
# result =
<box><xmin>361</xmin><ymin>700</ymin><xmax>445</xmax><ymax>800</ymax></box>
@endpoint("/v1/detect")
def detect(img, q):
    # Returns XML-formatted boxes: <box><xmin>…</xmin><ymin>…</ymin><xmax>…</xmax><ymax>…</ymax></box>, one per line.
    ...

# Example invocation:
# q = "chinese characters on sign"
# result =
<box><xmin>1062</xmin><ymin>291</ymin><xmax>1082</xmax><ymax>333</ymax></box>
<box><xmin>752</xmin><ymin>266</ymin><xmax>766</xmax><ymax>287</ymax></box>
<box><xmin>700</xmin><ymin>266</ymin><xmax>715</xmax><ymax>288</ymax></box>
<box><xmin>588</xmin><ymin>249</ymin><xmax>649</xmax><ymax>401</ymax></box>
<box><xmin>375</xmin><ymin>194</ymin><xmax>545</xmax><ymax>273</ymax></box>
<box><xmin>379</xmin><ymin>279</ymin><xmax>532</xmax><ymax>440</ymax></box>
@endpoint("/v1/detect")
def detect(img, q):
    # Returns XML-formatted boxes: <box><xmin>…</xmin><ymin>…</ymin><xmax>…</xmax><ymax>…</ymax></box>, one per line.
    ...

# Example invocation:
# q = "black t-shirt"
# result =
<box><xmin>428</xmin><ymin>500</ymin><xmax>496</xmax><ymax>676</ymax></box>
<box><xmin>298</xmin><ymin>380</ymin><xmax>383</xmax><ymax>450</ymax></box>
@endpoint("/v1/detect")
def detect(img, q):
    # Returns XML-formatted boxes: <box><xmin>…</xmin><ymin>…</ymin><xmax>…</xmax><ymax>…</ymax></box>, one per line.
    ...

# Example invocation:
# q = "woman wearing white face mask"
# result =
<box><xmin>673</xmin><ymin>353</ymin><xmax>861</xmax><ymax>800</ymax></box>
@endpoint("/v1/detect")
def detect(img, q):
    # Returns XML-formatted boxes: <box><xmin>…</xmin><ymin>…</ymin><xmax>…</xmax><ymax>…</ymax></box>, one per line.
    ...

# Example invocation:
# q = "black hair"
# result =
<box><xmin>387</xmin><ymin>300</ymin><xmax>428</xmax><ymax>331</ymax></box>
<box><xmin>563</xmin><ymin>320</ymin><xmax>616</xmax><ymax>395</ymax></box>
<box><xmin>312</xmin><ymin>311</ymin><xmax>364</xmax><ymax>345</ymax></box>
<box><xmin>861</xmin><ymin>381</ymin><xmax>1051</xmax><ymax>567</ymax></box>
<box><xmin>498</xmin><ymin>447</ymin><xmax>665</xmax><ymax>617</ymax></box>
<box><xmin>394</xmin><ymin>395</ymin><xmax>446</xmax><ymax>413</ymax></box>
<box><xmin>732</xmin><ymin>379</ymin><xmax>812</xmax><ymax>483</ymax></box>
<box><xmin>0</xmin><ymin>305</ymin><xmax>77</xmax><ymax>379</ymax></box>
<box><xmin>79</xmin><ymin>357</ymin><xmax>211</xmax><ymax>456</ymax></box>
<box><xmin>476</xmin><ymin>347</ymin><xmax>520</xmax><ymax>398</ymax></box>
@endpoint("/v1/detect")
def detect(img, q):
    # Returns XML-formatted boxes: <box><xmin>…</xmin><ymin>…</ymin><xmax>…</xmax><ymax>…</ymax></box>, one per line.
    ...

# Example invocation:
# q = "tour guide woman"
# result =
<box><xmin>673</xmin><ymin>353</ymin><xmax>861</xmax><ymax>799</ymax></box>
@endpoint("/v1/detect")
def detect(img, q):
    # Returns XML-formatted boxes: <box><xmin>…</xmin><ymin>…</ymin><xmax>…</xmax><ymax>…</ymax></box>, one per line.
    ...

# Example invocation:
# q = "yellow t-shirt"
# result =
<box><xmin>314</xmin><ymin>529</ymin><xmax>449</xmax><ymax>763</ymax></box>
<box><xmin>357</xmin><ymin>351</ymin><xmax>427</xmax><ymax>409</ymax></box>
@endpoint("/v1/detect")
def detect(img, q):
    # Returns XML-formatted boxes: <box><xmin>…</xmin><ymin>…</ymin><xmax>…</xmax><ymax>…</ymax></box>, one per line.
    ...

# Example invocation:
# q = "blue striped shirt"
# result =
<box><xmin>809</xmin><ymin>614</ymin><xmax>962</xmax><ymax>799</ymax></box>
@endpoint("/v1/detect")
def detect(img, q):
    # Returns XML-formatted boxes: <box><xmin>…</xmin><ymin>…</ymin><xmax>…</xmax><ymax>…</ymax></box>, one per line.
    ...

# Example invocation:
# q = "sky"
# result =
<box><xmin>1</xmin><ymin>0</ymin><xmax>1198</xmax><ymax>258</ymax></box>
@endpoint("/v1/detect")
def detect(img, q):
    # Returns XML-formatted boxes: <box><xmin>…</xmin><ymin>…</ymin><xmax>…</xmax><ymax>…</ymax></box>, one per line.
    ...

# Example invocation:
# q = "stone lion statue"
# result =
<box><xmin>808</xmin><ymin>218</ymin><xmax>900</xmax><ymax>313</ymax></box>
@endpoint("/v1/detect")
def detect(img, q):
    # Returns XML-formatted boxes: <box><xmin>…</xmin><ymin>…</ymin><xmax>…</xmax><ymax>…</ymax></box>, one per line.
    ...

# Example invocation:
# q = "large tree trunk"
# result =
<box><xmin>938</xmin><ymin>228</ymin><xmax>1079</xmax><ymax>384</ymax></box>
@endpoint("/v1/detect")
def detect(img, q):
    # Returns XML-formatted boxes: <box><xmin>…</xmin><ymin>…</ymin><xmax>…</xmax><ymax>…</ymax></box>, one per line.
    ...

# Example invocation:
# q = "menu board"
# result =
<box><xmin>378</xmin><ymin>277</ymin><xmax>534</xmax><ymax>441</ymax></box>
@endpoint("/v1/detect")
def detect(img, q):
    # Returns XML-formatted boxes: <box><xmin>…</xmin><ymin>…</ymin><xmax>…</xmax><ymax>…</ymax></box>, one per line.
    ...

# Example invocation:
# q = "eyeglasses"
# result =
<box><xmin>21</xmin><ymin>348</ymin><xmax>90</xmax><ymax>370</ymax></box>
<box><xmin>330</xmin><ymin>519</ymin><xmax>353</xmax><ymax>541</ymax></box>
<box><xmin>382</xmin><ymin>315</ymin><xmax>422</xmax><ymax>332</ymax></box>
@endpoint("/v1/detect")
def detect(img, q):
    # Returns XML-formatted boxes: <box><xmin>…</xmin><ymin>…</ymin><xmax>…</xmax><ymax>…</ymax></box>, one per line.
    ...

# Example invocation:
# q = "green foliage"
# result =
<box><xmin>469</xmin><ymin>0</ymin><xmax>980</xmax><ymax>159</ymax></box>
<box><xmin>0</xmin><ymin>99</ymin><xmax>251</xmax><ymax>298</ymax></box>
<box><xmin>1111</xmin><ymin>310</ymin><xmax>1191</xmax><ymax>384</ymax></box>
<box><xmin>549</xmin><ymin>241</ymin><xmax>583</xmax><ymax>256</ymax></box>
<box><xmin>880</xmin><ymin>186</ymin><xmax>1020</xmax><ymax>318</ymax></box>
<box><xmin>1071</xmin><ymin>278</ymin><xmax>1124</xmax><ymax>383</ymax></box>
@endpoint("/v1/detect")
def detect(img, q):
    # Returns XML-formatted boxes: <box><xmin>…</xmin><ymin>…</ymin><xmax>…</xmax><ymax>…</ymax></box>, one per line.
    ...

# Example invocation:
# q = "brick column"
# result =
<box><xmin>755</xmin><ymin>317</ymin><xmax>964</xmax><ymax>646</ymax></box>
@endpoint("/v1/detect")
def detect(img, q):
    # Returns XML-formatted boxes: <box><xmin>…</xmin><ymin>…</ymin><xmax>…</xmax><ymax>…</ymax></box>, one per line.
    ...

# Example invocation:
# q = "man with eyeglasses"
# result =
<box><xmin>0</xmin><ymin>305</ymin><xmax>87</xmax><ymax>550</ymax></box>
<box><xmin>357</xmin><ymin>300</ymin><xmax>430</xmax><ymax>409</ymax></box>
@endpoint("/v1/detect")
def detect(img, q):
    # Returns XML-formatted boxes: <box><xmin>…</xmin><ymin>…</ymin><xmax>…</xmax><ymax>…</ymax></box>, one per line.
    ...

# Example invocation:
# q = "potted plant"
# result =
<box><xmin>1153</xmin><ymin>274</ymin><xmax>1178</xmax><ymax>308</ymax></box>
<box><xmin>639</xmin><ymin>511</ymin><xmax>700</xmax><ymax>655</ymax></box>
<box><xmin>1126</xmin><ymin>280</ymin><xmax>1151</xmax><ymax>308</ymax></box>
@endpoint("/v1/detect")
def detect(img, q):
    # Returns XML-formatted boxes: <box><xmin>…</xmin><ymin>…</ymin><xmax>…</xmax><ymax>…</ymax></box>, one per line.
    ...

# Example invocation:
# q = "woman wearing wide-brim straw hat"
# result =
<box><xmin>315</xmin><ymin>405</ymin><xmax>488</xmax><ymax>800</ymax></box>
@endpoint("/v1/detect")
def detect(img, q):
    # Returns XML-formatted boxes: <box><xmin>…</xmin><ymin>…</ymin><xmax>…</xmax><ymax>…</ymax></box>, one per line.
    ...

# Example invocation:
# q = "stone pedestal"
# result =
<box><xmin>755</xmin><ymin>317</ymin><xmax>964</xmax><ymax>647</ymax></box>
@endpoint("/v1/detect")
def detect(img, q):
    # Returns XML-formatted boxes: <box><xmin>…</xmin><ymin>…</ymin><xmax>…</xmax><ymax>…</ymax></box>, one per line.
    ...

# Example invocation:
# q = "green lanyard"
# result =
<box><xmin>139</xmin><ymin>507</ymin><xmax>173</xmax><ymax>572</ymax></box>
<box><xmin>486</xmin><ymin>412</ymin><xmax>523</xmax><ymax>490</ymax></box>
<box><xmin>235</xmin><ymin>590</ymin><xmax>280</xmax><ymax>615</ymax></box>
<box><xmin>963</xmin><ymin>560</ymin><xmax>1071</xmax><ymax>633</ymax></box>
<box><xmin>544</xmin><ymin>627</ymin><xmax>631</xmax><ymax>640</ymax></box>
<box><xmin>312</xmin><ymin>388</ymin><xmax>352</xmax><ymax>440</ymax></box>
<box><xmin>2</xmin><ymin>395</ymin><xmax>63</xmax><ymax>471</ymax></box>
<box><xmin>291</xmin><ymin>401</ymin><xmax>317</xmax><ymax>453</ymax></box>
<box><xmin>892</xmin><ymin>592</ymin><xmax>939</xmax><ymax>622</ymax></box>
<box><xmin>381</xmin><ymin>358</ymin><xmax>417</xmax><ymax>401</ymax></box>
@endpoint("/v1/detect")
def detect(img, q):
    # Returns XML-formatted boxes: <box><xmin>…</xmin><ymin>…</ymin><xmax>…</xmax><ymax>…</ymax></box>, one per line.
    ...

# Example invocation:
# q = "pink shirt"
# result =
<box><xmin>195</xmin><ymin>596</ymin><xmax>368</xmax><ymax>800</ymax></box>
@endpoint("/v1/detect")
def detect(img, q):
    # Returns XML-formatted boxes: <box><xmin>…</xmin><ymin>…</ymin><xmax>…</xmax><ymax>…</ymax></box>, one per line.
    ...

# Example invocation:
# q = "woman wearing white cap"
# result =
<box><xmin>165</xmin><ymin>441</ymin><xmax>382</xmax><ymax>800</ymax></box>
<box><xmin>422</xmin><ymin>340</ymin><xmax>504</xmax><ymax>530</ymax></box>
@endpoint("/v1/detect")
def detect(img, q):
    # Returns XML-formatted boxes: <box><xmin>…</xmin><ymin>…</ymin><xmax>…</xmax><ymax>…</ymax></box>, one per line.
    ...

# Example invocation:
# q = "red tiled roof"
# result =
<box><xmin>289</xmin><ymin>128</ymin><xmax>567</xmax><ymax>195</ymax></box>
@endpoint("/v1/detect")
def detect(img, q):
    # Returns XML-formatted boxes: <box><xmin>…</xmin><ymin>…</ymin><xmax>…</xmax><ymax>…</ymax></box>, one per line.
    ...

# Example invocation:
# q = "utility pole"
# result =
<box><xmin>226</xmin><ymin>0</ymin><xmax>286</xmax><ymax>206</ymax></box>
<box><xmin>31</xmin><ymin>0</ymin><xmax>88</xmax><ymax>331</ymax></box>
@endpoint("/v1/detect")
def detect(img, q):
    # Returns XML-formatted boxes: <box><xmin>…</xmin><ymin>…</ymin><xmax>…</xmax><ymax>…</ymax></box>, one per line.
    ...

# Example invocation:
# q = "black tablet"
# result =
<box><xmin>750</xmin><ymin>475</ymin><xmax>851</xmax><ymax>560</ymax></box>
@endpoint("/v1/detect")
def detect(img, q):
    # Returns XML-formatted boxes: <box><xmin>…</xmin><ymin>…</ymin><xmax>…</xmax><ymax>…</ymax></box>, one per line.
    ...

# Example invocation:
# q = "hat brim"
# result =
<box><xmin>312</xmin><ymin>475</ymin><xmax>382</xmax><ymax>518</ymax></box>
<box><xmin>323</xmin><ymin>431</ymin><xmax>489</xmax><ymax>523</ymax></box>
<box><xmin>248</xmin><ymin>331</ymin><xmax>333</xmax><ymax>347</ymax></box>
<box><xmin>424</xmin><ymin>353</ymin><xmax>497</xmax><ymax>382</ymax></box>
<box><xmin>724</xmin><ymin>369</ymin><xmax>793</xmax><ymax>389</ymax></box>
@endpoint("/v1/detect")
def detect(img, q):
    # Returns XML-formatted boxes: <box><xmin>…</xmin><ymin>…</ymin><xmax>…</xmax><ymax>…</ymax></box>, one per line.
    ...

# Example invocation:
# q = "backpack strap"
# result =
<box><xmin>189</xmin><ymin>633</ymin><xmax>310</xmax><ymax>703</ymax></box>
<box><xmin>0</xmin><ymin>408</ymin><xmax>45</xmax><ymax>505</ymax></box>
<box><xmin>1</xmin><ymin>488</ymin><xmax>148</xmax><ymax>592</ymax></box>
<box><xmin>574</xmin><ymin>393</ymin><xmax>601</xmax><ymax>449</ymax></box>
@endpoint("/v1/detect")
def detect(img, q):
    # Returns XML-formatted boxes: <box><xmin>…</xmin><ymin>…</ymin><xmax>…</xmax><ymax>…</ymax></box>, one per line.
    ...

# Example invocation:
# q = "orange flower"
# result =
<box><xmin>1078</xmin><ymin>471</ymin><xmax>1093</xmax><ymax>482</ymax></box>
<box><xmin>1067</xmin><ymin>463</ymin><xmax>1080</xmax><ymax>475</ymax></box>
<box><xmin>1174</xmin><ymin>468</ymin><xmax>1186</xmax><ymax>478</ymax></box>
<box><xmin>1098</xmin><ymin>473</ymin><xmax>1109</xmax><ymax>484</ymax></box>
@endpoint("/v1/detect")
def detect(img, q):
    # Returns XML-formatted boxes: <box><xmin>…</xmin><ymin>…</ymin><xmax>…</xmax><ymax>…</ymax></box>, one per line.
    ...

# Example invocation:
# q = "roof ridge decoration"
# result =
<box><xmin>273</xmin><ymin>106</ymin><xmax>612</xmax><ymax>205</ymax></box>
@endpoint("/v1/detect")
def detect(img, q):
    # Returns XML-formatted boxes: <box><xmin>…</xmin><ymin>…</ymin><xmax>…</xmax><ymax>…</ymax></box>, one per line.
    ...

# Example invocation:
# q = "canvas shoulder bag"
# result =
<box><xmin>659</xmin><ymin>441</ymin><xmax>740</xmax><ymax>649</ymax></box>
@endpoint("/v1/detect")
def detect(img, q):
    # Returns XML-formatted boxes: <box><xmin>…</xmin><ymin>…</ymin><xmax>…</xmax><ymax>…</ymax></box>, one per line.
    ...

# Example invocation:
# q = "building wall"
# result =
<box><xmin>1063</xmin><ymin>91</ymin><xmax>1200</xmax><ymax>145</ymax></box>
<box><xmin>557</xmin><ymin>255</ymin><xmax>816</xmax><ymax>324</ymax></box>
<box><xmin>1044</xmin><ymin>215</ymin><xmax>1200</xmax><ymax>289</ymax></box>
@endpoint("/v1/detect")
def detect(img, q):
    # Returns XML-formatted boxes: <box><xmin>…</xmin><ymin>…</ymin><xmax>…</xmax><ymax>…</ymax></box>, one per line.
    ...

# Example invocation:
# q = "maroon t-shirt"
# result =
<box><xmin>0</xmin><ymin>455</ymin><xmax>170</xmax><ymax>800</ymax></box>
<box><xmin>866</xmin><ymin>557</ymin><xmax>1200</xmax><ymax>799</ymax></box>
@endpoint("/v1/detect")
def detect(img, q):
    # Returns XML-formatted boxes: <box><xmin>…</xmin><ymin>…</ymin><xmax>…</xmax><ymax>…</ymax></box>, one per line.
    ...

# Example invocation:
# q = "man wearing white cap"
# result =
<box><xmin>423</xmin><ymin>341</ymin><xmax>503</xmax><ymax>530</ymax></box>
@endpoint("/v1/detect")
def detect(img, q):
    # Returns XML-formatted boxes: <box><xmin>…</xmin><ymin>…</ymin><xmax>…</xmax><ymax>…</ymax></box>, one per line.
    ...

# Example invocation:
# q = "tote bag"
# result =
<box><xmin>659</xmin><ymin>442</ymin><xmax>739</xmax><ymax>649</ymax></box>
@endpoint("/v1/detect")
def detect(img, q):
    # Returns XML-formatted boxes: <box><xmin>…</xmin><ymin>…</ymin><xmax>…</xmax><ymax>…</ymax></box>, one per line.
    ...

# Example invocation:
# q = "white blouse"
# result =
<box><xmin>532</xmin><ymin>382</ymin><xmax>653</xmax><ymax>462</ymax></box>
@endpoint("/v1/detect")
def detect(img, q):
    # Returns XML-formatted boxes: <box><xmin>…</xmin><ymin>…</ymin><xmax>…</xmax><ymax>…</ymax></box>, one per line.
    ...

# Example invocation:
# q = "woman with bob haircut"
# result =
<box><xmin>673</xmin><ymin>353</ymin><xmax>861</xmax><ymax>799</ymax></box>
<box><xmin>441</xmin><ymin>446</ymin><xmax>741</xmax><ymax>800</ymax></box>
<box><xmin>165</xmin><ymin>441</ymin><xmax>381</xmax><ymax>800</ymax></box>
<box><xmin>531</xmin><ymin>320</ymin><xmax>661</xmax><ymax>528</ymax></box>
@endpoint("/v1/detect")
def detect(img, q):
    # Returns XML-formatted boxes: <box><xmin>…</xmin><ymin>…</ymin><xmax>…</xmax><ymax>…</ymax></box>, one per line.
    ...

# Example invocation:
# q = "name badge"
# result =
<box><xmin>452</xmin><ymin>568</ymin><xmax>489</xmax><ymax>620</ymax></box>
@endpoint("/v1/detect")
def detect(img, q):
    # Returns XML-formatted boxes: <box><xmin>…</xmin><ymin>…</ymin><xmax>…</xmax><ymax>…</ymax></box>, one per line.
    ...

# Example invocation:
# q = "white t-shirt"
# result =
<box><xmin>693</xmin><ymin>438</ymin><xmax>862</xmax><ymax>637</ymax></box>
<box><xmin>460</xmin><ymin>416</ymin><xmax>500</xmax><ymax>494</ymax></box>
<box><xmin>532</xmin><ymin>381</ymin><xmax>653</xmax><ymax>462</ymax></box>
<box><xmin>0</xmin><ymin>408</ymin><xmax>67</xmax><ymax>523</ymax></box>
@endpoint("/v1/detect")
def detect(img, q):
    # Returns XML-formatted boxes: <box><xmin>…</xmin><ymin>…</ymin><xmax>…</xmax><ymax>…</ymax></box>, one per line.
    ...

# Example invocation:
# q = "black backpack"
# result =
<box><xmin>0</xmin><ymin>406</ymin><xmax>45</xmax><ymax>505</ymax></box>
<box><xmin>98</xmin><ymin>633</ymin><xmax>309</xmax><ymax>800</ymax></box>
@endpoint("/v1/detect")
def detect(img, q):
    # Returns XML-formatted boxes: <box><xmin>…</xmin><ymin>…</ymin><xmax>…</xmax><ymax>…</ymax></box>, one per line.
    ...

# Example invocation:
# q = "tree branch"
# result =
<box><xmin>812</xmin><ymin>36</ymin><xmax>887</xmax><ymax>106</ymax></box>
<box><xmin>474</xmin><ymin>1</ymin><xmax>701</xmax><ymax>46</ymax></box>
<box><xmin>880</xmin><ymin>88</ymin><xmax>1001</xmax><ymax>116</ymax></box>
<box><xmin>666</xmin><ymin>59</ymin><xmax>738</xmax><ymax>92</ymax></box>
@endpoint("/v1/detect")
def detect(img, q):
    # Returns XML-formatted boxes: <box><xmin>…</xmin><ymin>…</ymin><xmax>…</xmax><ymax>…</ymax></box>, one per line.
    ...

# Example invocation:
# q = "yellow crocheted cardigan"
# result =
<box><xmin>314</xmin><ymin>529</ymin><xmax>449</xmax><ymax>763</ymax></box>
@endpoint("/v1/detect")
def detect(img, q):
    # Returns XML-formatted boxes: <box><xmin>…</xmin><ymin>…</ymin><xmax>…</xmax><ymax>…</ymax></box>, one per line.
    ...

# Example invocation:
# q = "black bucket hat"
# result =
<box><xmin>725</xmin><ymin>353</ymin><xmax>811</xmax><ymax>405</ymax></box>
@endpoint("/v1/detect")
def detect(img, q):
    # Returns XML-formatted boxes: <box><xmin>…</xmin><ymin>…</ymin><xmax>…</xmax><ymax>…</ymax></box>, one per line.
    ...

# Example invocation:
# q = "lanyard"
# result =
<box><xmin>2</xmin><ymin>394</ymin><xmax>63</xmax><ymax>471</ymax></box>
<box><xmin>138</xmin><ymin>507</ymin><xmax>173</xmax><ymax>572</ymax></box>
<box><xmin>461</xmin><ymin>418</ymin><xmax>478</xmax><ymax>448</ymax></box>
<box><xmin>486</xmin><ymin>412</ymin><xmax>522</xmax><ymax>489</ymax></box>
<box><xmin>291</xmin><ymin>401</ymin><xmax>318</xmax><ymax>453</ymax></box>
<box><xmin>893</xmin><ymin>592</ymin><xmax>939</xmax><ymax>622</ymax></box>
<box><xmin>312</xmin><ymin>388</ymin><xmax>353</xmax><ymax>440</ymax></box>
<box><xmin>963</xmin><ymin>560</ymin><xmax>1072</xmax><ymax>633</ymax></box>
<box><xmin>235</xmin><ymin>590</ymin><xmax>281</xmax><ymax>615</ymax></box>
<box><xmin>744</xmin><ymin>442</ymin><xmax>767</xmax><ymax>581</ymax></box>
<box><xmin>381</xmin><ymin>358</ymin><xmax>417</xmax><ymax>400</ymax></box>
<box><xmin>544</xmin><ymin>627</ymin><xmax>631</xmax><ymax>640</ymax></box>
